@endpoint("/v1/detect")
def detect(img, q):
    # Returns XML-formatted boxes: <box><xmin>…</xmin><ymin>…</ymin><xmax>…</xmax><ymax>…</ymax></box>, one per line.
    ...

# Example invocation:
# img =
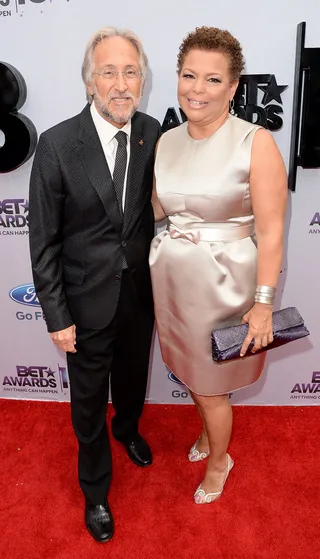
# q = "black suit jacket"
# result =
<box><xmin>29</xmin><ymin>105</ymin><xmax>161</xmax><ymax>332</ymax></box>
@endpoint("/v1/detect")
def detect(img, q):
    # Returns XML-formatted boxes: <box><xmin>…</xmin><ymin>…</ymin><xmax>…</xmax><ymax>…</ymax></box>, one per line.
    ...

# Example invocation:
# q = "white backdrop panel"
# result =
<box><xmin>0</xmin><ymin>0</ymin><xmax>320</xmax><ymax>404</ymax></box>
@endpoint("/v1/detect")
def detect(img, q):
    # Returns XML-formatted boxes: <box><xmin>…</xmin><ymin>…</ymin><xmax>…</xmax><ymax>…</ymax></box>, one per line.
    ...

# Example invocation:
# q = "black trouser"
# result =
<box><xmin>67</xmin><ymin>270</ymin><xmax>154</xmax><ymax>505</ymax></box>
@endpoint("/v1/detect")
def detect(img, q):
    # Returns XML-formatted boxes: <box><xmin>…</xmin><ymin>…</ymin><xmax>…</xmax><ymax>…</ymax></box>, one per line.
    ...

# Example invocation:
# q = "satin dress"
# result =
<box><xmin>149</xmin><ymin>115</ymin><xmax>266</xmax><ymax>396</ymax></box>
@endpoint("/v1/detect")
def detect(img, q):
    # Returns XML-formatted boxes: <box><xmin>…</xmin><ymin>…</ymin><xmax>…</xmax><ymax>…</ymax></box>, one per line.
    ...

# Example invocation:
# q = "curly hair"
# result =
<box><xmin>177</xmin><ymin>26</ymin><xmax>244</xmax><ymax>82</ymax></box>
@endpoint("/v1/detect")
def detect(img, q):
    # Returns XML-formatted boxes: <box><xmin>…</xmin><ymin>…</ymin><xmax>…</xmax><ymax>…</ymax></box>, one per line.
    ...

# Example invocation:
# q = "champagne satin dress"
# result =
<box><xmin>149</xmin><ymin>115</ymin><xmax>266</xmax><ymax>396</ymax></box>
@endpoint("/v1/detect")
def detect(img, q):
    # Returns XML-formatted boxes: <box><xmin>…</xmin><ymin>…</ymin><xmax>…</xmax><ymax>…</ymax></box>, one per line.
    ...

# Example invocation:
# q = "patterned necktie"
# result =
<box><xmin>113</xmin><ymin>130</ymin><xmax>128</xmax><ymax>218</ymax></box>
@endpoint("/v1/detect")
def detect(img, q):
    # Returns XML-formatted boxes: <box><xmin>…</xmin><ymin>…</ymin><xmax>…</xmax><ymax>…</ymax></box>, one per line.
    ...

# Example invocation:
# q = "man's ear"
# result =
<box><xmin>87</xmin><ymin>81</ymin><xmax>94</xmax><ymax>97</ymax></box>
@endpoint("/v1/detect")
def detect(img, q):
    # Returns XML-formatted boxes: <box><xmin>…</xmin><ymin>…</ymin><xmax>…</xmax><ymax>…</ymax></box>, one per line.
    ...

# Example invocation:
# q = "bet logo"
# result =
<box><xmin>0</xmin><ymin>61</ymin><xmax>37</xmax><ymax>173</ymax></box>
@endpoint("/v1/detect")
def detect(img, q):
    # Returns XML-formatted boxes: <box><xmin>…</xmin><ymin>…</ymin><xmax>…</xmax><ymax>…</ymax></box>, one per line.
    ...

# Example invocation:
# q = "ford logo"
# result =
<box><xmin>168</xmin><ymin>371</ymin><xmax>184</xmax><ymax>385</ymax></box>
<box><xmin>9</xmin><ymin>284</ymin><xmax>40</xmax><ymax>307</ymax></box>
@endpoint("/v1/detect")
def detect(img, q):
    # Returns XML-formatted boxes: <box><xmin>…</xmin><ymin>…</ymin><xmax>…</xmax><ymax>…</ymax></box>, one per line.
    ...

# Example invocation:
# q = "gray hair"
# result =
<box><xmin>81</xmin><ymin>26</ymin><xmax>148</xmax><ymax>104</ymax></box>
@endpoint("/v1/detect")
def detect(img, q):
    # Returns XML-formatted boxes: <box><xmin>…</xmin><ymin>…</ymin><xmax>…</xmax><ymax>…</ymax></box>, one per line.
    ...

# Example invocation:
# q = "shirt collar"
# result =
<box><xmin>90</xmin><ymin>101</ymin><xmax>131</xmax><ymax>145</ymax></box>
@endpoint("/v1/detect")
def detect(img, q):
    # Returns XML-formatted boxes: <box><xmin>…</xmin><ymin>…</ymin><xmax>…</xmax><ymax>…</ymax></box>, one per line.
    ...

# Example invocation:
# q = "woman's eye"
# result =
<box><xmin>207</xmin><ymin>77</ymin><xmax>221</xmax><ymax>83</ymax></box>
<box><xmin>182</xmin><ymin>74</ymin><xmax>195</xmax><ymax>79</ymax></box>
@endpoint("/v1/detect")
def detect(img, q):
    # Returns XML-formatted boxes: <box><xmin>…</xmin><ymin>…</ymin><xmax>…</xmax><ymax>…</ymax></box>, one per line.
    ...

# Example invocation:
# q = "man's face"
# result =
<box><xmin>87</xmin><ymin>36</ymin><xmax>143</xmax><ymax>128</ymax></box>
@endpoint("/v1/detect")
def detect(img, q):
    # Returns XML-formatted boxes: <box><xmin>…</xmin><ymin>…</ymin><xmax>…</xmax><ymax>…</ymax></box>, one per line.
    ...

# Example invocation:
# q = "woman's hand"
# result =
<box><xmin>240</xmin><ymin>303</ymin><xmax>273</xmax><ymax>357</ymax></box>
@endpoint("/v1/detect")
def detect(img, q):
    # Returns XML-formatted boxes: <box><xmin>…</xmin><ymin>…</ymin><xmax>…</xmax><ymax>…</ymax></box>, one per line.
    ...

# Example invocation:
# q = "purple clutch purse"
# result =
<box><xmin>211</xmin><ymin>307</ymin><xmax>310</xmax><ymax>363</ymax></box>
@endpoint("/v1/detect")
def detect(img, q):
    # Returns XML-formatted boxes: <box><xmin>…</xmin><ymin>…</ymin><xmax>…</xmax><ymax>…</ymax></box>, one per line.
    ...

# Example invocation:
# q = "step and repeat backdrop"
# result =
<box><xmin>0</xmin><ymin>0</ymin><xmax>320</xmax><ymax>405</ymax></box>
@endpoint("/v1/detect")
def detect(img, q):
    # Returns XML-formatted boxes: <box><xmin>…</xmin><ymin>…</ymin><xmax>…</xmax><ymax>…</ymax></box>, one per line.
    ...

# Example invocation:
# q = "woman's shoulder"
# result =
<box><xmin>229</xmin><ymin>114</ymin><xmax>261</xmax><ymax>133</ymax></box>
<box><xmin>228</xmin><ymin>114</ymin><xmax>265</xmax><ymax>145</ymax></box>
<box><xmin>159</xmin><ymin>121</ymin><xmax>188</xmax><ymax>144</ymax></box>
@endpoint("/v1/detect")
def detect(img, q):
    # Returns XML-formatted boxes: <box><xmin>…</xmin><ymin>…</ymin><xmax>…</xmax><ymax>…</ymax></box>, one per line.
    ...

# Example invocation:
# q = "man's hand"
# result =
<box><xmin>50</xmin><ymin>325</ymin><xmax>77</xmax><ymax>353</ymax></box>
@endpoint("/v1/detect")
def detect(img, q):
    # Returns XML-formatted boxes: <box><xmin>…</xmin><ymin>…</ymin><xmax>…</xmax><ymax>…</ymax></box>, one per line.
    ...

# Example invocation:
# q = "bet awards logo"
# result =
<box><xmin>290</xmin><ymin>372</ymin><xmax>320</xmax><ymax>400</ymax></box>
<box><xmin>162</xmin><ymin>73</ymin><xmax>288</xmax><ymax>133</ymax></box>
<box><xmin>2</xmin><ymin>364</ymin><xmax>69</xmax><ymax>396</ymax></box>
<box><xmin>0</xmin><ymin>0</ymin><xmax>70</xmax><ymax>17</ymax></box>
<box><xmin>234</xmin><ymin>74</ymin><xmax>288</xmax><ymax>131</ymax></box>
<box><xmin>309</xmin><ymin>212</ymin><xmax>320</xmax><ymax>235</ymax></box>
<box><xmin>0</xmin><ymin>199</ymin><xmax>29</xmax><ymax>234</ymax></box>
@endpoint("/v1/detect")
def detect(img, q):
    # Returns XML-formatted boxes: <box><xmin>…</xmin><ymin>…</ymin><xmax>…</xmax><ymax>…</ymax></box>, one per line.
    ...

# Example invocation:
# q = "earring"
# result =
<box><xmin>229</xmin><ymin>99</ymin><xmax>235</xmax><ymax>115</ymax></box>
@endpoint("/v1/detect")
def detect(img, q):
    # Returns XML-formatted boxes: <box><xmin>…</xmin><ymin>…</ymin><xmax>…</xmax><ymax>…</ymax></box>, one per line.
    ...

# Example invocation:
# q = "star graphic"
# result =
<box><xmin>258</xmin><ymin>75</ymin><xmax>288</xmax><ymax>106</ymax></box>
<box><xmin>21</xmin><ymin>200</ymin><xmax>29</xmax><ymax>214</ymax></box>
<box><xmin>46</xmin><ymin>368</ymin><xmax>56</xmax><ymax>378</ymax></box>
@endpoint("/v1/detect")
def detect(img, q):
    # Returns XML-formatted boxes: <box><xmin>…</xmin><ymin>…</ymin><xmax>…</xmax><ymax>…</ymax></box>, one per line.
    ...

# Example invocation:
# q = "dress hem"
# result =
<box><xmin>165</xmin><ymin>361</ymin><xmax>263</xmax><ymax>397</ymax></box>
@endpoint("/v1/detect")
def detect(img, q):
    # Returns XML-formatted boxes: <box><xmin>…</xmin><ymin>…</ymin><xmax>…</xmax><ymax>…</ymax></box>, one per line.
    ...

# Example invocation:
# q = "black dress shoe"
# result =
<box><xmin>124</xmin><ymin>435</ymin><xmax>152</xmax><ymax>467</ymax></box>
<box><xmin>85</xmin><ymin>500</ymin><xmax>114</xmax><ymax>543</ymax></box>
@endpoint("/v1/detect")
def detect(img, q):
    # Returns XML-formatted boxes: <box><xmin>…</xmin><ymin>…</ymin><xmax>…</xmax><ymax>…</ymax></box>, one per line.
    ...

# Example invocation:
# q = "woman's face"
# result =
<box><xmin>177</xmin><ymin>49</ymin><xmax>238</xmax><ymax>126</ymax></box>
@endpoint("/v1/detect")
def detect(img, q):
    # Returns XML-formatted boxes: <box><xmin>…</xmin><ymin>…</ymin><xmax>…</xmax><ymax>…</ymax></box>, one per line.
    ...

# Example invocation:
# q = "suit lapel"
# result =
<box><xmin>77</xmin><ymin>105</ymin><xmax>122</xmax><ymax>235</ymax></box>
<box><xmin>123</xmin><ymin>116</ymin><xmax>145</xmax><ymax>235</ymax></box>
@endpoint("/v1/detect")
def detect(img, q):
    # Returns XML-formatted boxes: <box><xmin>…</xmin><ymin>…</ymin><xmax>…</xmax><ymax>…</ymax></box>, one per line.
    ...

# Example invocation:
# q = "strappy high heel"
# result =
<box><xmin>194</xmin><ymin>454</ymin><xmax>234</xmax><ymax>504</ymax></box>
<box><xmin>188</xmin><ymin>437</ymin><xmax>210</xmax><ymax>462</ymax></box>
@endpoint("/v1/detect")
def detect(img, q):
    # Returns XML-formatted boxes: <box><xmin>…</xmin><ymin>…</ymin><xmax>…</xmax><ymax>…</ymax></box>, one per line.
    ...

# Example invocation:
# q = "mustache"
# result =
<box><xmin>108</xmin><ymin>93</ymin><xmax>134</xmax><ymax>101</ymax></box>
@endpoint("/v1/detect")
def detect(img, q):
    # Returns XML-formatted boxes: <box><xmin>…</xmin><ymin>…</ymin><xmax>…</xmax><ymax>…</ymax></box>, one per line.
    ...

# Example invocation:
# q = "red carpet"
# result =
<box><xmin>0</xmin><ymin>400</ymin><xmax>319</xmax><ymax>559</ymax></box>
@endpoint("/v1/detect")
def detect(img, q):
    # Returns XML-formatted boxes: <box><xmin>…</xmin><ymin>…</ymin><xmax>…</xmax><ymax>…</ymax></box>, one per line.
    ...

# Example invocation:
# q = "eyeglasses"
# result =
<box><xmin>93</xmin><ymin>69</ymin><xmax>142</xmax><ymax>81</ymax></box>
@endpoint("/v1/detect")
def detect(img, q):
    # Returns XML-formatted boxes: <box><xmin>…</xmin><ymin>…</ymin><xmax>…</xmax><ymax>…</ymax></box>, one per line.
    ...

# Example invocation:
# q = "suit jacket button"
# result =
<box><xmin>115</xmin><ymin>275</ymin><xmax>121</xmax><ymax>281</ymax></box>
<box><xmin>121</xmin><ymin>241</ymin><xmax>127</xmax><ymax>247</ymax></box>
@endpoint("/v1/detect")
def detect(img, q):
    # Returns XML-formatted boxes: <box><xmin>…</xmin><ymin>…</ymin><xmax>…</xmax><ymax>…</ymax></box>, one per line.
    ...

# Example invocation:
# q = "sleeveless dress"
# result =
<box><xmin>149</xmin><ymin>114</ymin><xmax>266</xmax><ymax>396</ymax></box>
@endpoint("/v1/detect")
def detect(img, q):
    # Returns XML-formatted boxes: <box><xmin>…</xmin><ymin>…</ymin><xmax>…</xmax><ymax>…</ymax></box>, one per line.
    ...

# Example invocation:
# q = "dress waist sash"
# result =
<box><xmin>168</xmin><ymin>223</ymin><xmax>254</xmax><ymax>244</ymax></box>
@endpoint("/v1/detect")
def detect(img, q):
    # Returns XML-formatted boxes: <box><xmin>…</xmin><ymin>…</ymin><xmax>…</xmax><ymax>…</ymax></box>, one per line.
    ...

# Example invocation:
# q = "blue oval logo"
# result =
<box><xmin>168</xmin><ymin>371</ymin><xmax>184</xmax><ymax>385</ymax></box>
<box><xmin>9</xmin><ymin>284</ymin><xmax>40</xmax><ymax>307</ymax></box>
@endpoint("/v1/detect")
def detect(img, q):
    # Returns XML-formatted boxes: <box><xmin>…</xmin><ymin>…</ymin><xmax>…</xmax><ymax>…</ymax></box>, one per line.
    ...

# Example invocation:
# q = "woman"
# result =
<box><xmin>150</xmin><ymin>27</ymin><xmax>287</xmax><ymax>504</ymax></box>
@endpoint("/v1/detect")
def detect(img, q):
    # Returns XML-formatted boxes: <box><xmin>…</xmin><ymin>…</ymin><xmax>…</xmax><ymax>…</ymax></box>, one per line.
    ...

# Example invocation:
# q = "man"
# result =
<box><xmin>29</xmin><ymin>27</ymin><xmax>161</xmax><ymax>543</ymax></box>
